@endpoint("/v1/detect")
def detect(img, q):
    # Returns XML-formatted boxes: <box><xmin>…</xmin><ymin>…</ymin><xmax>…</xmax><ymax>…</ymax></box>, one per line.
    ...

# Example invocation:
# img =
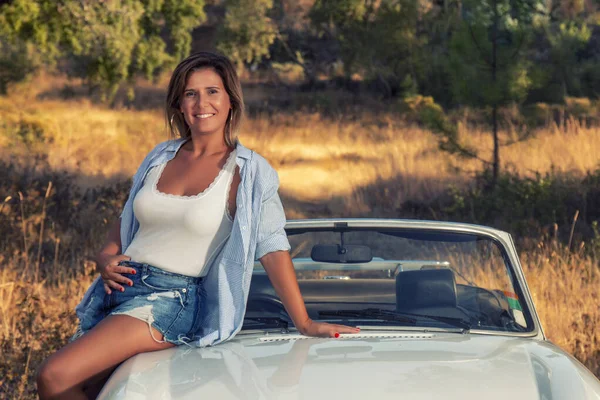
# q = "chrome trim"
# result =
<box><xmin>506</xmin><ymin>234</ymin><xmax>546</xmax><ymax>340</ymax></box>
<box><xmin>356</xmin><ymin>325</ymin><xmax>464</xmax><ymax>334</ymax></box>
<box><xmin>285</xmin><ymin>218</ymin><xmax>510</xmax><ymax>239</ymax></box>
<box><xmin>468</xmin><ymin>329</ymin><xmax>538</xmax><ymax>338</ymax></box>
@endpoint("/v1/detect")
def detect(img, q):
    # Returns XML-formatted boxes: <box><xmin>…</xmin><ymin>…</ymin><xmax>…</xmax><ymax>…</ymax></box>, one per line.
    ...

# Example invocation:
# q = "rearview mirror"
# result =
<box><xmin>311</xmin><ymin>244</ymin><xmax>372</xmax><ymax>263</ymax></box>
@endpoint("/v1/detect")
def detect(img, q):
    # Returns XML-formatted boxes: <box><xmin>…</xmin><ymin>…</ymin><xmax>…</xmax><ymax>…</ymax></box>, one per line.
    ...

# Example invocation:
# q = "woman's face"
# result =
<box><xmin>180</xmin><ymin>68</ymin><xmax>231</xmax><ymax>139</ymax></box>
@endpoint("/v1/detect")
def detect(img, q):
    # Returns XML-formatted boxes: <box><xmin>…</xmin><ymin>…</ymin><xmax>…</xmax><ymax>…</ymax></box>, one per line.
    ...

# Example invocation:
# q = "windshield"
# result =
<box><xmin>244</xmin><ymin>228</ymin><xmax>532</xmax><ymax>334</ymax></box>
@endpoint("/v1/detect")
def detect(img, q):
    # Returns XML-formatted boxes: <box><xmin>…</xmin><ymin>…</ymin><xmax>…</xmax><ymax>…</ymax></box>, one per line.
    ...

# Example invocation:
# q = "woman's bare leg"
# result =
<box><xmin>81</xmin><ymin>365</ymin><xmax>119</xmax><ymax>399</ymax></box>
<box><xmin>36</xmin><ymin>315</ymin><xmax>174</xmax><ymax>400</ymax></box>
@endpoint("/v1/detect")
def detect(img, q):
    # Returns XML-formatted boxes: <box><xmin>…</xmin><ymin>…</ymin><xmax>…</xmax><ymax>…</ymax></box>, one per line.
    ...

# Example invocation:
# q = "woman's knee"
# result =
<box><xmin>36</xmin><ymin>355</ymin><xmax>78</xmax><ymax>396</ymax></box>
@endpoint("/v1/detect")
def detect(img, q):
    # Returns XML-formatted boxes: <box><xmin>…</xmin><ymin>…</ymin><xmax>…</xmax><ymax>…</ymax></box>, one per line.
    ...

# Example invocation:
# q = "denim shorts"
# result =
<box><xmin>72</xmin><ymin>261</ymin><xmax>206</xmax><ymax>345</ymax></box>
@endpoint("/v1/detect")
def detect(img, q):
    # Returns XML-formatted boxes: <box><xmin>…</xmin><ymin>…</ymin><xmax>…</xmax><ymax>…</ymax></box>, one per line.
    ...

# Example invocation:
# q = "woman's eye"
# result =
<box><xmin>208</xmin><ymin>89</ymin><xmax>218</xmax><ymax>94</ymax></box>
<box><xmin>185</xmin><ymin>91</ymin><xmax>196</xmax><ymax>97</ymax></box>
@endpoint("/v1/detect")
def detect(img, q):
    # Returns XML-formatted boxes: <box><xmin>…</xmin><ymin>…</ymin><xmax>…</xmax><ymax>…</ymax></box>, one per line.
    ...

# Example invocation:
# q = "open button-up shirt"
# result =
<box><xmin>74</xmin><ymin>138</ymin><xmax>291</xmax><ymax>347</ymax></box>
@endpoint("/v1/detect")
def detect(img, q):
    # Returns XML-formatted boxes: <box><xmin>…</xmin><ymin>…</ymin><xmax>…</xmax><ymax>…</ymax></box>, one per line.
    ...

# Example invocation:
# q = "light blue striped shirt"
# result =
<box><xmin>75</xmin><ymin>138</ymin><xmax>291</xmax><ymax>347</ymax></box>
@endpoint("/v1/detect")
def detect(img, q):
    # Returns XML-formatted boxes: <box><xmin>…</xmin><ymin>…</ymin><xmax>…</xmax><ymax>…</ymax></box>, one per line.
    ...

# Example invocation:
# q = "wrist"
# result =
<box><xmin>295</xmin><ymin>317</ymin><xmax>313</xmax><ymax>335</ymax></box>
<box><xmin>94</xmin><ymin>252</ymin><xmax>116</xmax><ymax>269</ymax></box>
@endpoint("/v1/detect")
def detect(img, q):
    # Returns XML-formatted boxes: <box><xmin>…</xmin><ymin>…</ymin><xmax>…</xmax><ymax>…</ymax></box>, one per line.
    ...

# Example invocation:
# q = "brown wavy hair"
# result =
<box><xmin>165</xmin><ymin>52</ymin><xmax>244</xmax><ymax>147</ymax></box>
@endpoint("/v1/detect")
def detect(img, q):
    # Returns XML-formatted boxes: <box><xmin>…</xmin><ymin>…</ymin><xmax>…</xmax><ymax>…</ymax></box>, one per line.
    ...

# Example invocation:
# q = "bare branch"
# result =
<box><xmin>275</xmin><ymin>32</ymin><xmax>302</xmax><ymax>66</ymax></box>
<box><xmin>455</xmin><ymin>145</ymin><xmax>492</xmax><ymax>165</ymax></box>
<box><xmin>438</xmin><ymin>135</ymin><xmax>492</xmax><ymax>165</ymax></box>
<box><xmin>467</xmin><ymin>23</ymin><xmax>493</xmax><ymax>67</ymax></box>
<box><xmin>495</xmin><ymin>30</ymin><xmax>527</xmax><ymax>70</ymax></box>
<box><xmin>500</xmin><ymin>128</ymin><xmax>536</xmax><ymax>146</ymax></box>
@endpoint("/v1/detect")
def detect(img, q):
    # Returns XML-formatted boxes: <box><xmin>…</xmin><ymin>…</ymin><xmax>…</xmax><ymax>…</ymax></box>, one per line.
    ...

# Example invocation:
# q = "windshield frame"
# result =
<box><xmin>266</xmin><ymin>218</ymin><xmax>543</xmax><ymax>339</ymax></box>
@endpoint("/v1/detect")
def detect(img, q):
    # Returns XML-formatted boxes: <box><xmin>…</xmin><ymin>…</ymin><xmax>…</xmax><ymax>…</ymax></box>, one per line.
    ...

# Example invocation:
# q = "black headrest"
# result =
<box><xmin>396</xmin><ymin>269</ymin><xmax>457</xmax><ymax>310</ymax></box>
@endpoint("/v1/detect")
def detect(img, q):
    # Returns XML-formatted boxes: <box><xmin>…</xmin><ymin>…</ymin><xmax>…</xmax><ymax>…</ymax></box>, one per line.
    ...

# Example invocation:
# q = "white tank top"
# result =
<box><xmin>124</xmin><ymin>150</ymin><xmax>236</xmax><ymax>277</ymax></box>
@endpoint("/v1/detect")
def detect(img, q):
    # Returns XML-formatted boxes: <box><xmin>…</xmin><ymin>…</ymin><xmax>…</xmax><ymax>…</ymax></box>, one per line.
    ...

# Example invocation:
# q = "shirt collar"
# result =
<box><xmin>235</xmin><ymin>140</ymin><xmax>252</xmax><ymax>160</ymax></box>
<box><xmin>165</xmin><ymin>137</ymin><xmax>251</xmax><ymax>160</ymax></box>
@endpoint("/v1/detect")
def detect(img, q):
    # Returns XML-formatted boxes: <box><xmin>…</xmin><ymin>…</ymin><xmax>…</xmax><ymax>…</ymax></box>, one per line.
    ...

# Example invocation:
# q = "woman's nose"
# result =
<box><xmin>196</xmin><ymin>94</ymin><xmax>209</xmax><ymax>108</ymax></box>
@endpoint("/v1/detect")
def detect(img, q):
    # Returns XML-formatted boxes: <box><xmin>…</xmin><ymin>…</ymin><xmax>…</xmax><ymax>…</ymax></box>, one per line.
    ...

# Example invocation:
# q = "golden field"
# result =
<box><xmin>0</xmin><ymin>76</ymin><xmax>599</xmax><ymax>398</ymax></box>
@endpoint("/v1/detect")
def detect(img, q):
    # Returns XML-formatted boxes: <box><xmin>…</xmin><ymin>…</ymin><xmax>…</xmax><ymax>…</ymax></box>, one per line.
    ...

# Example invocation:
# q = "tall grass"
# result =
<box><xmin>3</xmin><ymin>95</ymin><xmax>600</xmax><ymax>204</ymax></box>
<box><xmin>523</xmin><ymin>239</ymin><xmax>600</xmax><ymax>375</ymax></box>
<box><xmin>1</xmin><ymin>78</ymin><xmax>599</xmax><ymax>398</ymax></box>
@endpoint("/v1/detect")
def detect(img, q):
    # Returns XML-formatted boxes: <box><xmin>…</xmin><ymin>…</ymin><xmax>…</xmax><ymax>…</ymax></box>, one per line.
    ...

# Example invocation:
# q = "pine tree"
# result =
<box><xmin>445</xmin><ymin>0</ymin><xmax>545</xmax><ymax>185</ymax></box>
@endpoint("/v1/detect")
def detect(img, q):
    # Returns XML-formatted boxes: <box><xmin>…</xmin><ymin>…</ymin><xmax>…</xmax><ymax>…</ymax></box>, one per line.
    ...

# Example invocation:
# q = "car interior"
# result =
<box><xmin>245</xmin><ymin>258</ymin><xmax>522</xmax><ymax>331</ymax></box>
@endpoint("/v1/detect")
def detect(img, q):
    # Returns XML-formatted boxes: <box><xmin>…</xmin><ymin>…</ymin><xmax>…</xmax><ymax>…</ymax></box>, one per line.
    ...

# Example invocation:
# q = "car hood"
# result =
<box><xmin>98</xmin><ymin>331</ymin><xmax>600</xmax><ymax>400</ymax></box>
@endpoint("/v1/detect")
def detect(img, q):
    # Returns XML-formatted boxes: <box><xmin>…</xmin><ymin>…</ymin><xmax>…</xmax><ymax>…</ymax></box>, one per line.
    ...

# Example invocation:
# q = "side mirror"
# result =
<box><xmin>310</xmin><ymin>244</ymin><xmax>372</xmax><ymax>263</ymax></box>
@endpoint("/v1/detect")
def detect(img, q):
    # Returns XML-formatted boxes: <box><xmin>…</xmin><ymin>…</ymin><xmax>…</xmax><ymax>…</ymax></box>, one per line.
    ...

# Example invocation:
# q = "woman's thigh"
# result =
<box><xmin>41</xmin><ymin>315</ymin><xmax>174</xmax><ymax>392</ymax></box>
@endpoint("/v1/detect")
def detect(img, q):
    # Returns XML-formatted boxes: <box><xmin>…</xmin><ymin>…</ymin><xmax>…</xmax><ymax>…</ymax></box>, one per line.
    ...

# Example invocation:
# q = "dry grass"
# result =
<box><xmin>1</xmin><ymin>77</ymin><xmax>599</xmax><ymax>398</ymax></box>
<box><xmin>3</xmin><ymin>93</ymin><xmax>600</xmax><ymax>204</ymax></box>
<box><xmin>522</xmin><ymin>240</ymin><xmax>600</xmax><ymax>374</ymax></box>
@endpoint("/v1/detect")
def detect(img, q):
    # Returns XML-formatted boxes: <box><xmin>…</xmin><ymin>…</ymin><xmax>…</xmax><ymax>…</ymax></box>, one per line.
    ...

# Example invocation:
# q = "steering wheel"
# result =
<box><xmin>458</xmin><ymin>286</ymin><xmax>511</xmax><ymax>328</ymax></box>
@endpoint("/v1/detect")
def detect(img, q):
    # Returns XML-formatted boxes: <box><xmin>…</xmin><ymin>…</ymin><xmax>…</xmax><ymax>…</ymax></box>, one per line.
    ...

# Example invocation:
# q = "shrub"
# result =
<box><xmin>437</xmin><ymin>167</ymin><xmax>600</xmax><ymax>241</ymax></box>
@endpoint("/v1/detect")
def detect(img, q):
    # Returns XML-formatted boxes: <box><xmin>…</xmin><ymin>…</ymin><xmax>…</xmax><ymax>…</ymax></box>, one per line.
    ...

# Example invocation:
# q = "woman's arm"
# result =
<box><xmin>260</xmin><ymin>250</ymin><xmax>360</xmax><ymax>338</ymax></box>
<box><xmin>95</xmin><ymin>221</ymin><xmax>121</xmax><ymax>263</ymax></box>
<box><xmin>94</xmin><ymin>220</ymin><xmax>134</xmax><ymax>294</ymax></box>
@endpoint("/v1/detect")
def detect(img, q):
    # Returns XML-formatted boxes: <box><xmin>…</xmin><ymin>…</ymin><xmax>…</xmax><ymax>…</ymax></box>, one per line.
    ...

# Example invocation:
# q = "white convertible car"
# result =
<box><xmin>98</xmin><ymin>219</ymin><xmax>600</xmax><ymax>399</ymax></box>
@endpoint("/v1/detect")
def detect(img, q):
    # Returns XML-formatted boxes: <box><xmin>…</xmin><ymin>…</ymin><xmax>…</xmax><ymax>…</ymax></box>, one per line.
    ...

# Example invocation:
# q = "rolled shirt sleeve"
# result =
<box><xmin>255</xmin><ymin>170</ymin><xmax>291</xmax><ymax>260</ymax></box>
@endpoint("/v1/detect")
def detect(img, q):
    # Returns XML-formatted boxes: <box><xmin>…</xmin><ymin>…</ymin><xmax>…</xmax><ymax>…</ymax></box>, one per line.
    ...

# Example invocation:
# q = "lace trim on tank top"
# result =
<box><xmin>152</xmin><ymin>150</ymin><xmax>236</xmax><ymax>200</ymax></box>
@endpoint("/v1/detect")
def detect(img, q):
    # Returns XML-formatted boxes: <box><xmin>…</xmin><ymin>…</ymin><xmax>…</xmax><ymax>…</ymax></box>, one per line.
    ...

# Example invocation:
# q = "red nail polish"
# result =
<box><xmin>334</xmin><ymin>332</ymin><xmax>340</xmax><ymax>338</ymax></box>
<box><xmin>128</xmin><ymin>282</ymin><xmax>133</xmax><ymax>286</ymax></box>
<box><xmin>120</xmin><ymin>287</ymin><xmax>125</xmax><ymax>292</ymax></box>
<box><xmin>131</xmin><ymin>270</ymin><xmax>136</xmax><ymax>274</ymax></box>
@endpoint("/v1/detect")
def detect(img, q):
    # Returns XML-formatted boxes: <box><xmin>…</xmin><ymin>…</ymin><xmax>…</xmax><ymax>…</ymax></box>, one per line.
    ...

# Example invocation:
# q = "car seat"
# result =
<box><xmin>395</xmin><ymin>269</ymin><xmax>465</xmax><ymax>319</ymax></box>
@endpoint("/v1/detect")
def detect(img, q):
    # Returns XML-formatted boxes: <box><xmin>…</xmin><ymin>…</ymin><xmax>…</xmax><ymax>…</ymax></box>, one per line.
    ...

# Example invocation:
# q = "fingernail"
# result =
<box><xmin>131</xmin><ymin>270</ymin><xmax>136</xmax><ymax>274</ymax></box>
<box><xmin>120</xmin><ymin>287</ymin><xmax>125</xmax><ymax>292</ymax></box>
<box><xmin>334</xmin><ymin>332</ymin><xmax>340</xmax><ymax>338</ymax></box>
<box><xmin>128</xmin><ymin>281</ymin><xmax>133</xmax><ymax>286</ymax></box>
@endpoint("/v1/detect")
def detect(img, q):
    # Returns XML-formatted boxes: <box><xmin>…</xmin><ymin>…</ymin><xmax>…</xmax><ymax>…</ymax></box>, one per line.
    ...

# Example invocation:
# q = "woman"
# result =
<box><xmin>36</xmin><ymin>52</ymin><xmax>360</xmax><ymax>399</ymax></box>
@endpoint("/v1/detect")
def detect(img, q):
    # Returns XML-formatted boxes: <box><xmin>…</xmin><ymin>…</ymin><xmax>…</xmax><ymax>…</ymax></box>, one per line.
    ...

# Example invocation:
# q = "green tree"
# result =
<box><xmin>442</xmin><ymin>0</ymin><xmax>545</xmax><ymax>185</ymax></box>
<box><xmin>547</xmin><ymin>22</ymin><xmax>591</xmax><ymax>99</ymax></box>
<box><xmin>0</xmin><ymin>0</ymin><xmax>206</xmax><ymax>100</ymax></box>
<box><xmin>216</xmin><ymin>0</ymin><xmax>278</xmax><ymax>69</ymax></box>
<box><xmin>414</xmin><ymin>1</ymin><xmax>463</xmax><ymax>106</ymax></box>
<box><xmin>267</xmin><ymin>0</ymin><xmax>321</xmax><ymax>86</ymax></box>
<box><xmin>309</xmin><ymin>0</ymin><xmax>372</xmax><ymax>79</ymax></box>
<box><xmin>543</xmin><ymin>0</ymin><xmax>596</xmax><ymax>100</ymax></box>
<box><xmin>309</xmin><ymin>0</ymin><xmax>422</xmax><ymax>97</ymax></box>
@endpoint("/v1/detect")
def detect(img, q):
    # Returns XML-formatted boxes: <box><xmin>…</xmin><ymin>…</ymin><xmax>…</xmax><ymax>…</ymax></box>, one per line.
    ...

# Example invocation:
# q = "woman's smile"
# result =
<box><xmin>195</xmin><ymin>113</ymin><xmax>215</xmax><ymax>119</ymax></box>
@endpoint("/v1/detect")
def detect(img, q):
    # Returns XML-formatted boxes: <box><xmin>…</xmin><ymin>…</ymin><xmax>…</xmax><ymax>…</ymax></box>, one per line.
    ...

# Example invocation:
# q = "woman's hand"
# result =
<box><xmin>298</xmin><ymin>319</ymin><xmax>360</xmax><ymax>338</ymax></box>
<box><xmin>96</xmin><ymin>253</ymin><xmax>134</xmax><ymax>294</ymax></box>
